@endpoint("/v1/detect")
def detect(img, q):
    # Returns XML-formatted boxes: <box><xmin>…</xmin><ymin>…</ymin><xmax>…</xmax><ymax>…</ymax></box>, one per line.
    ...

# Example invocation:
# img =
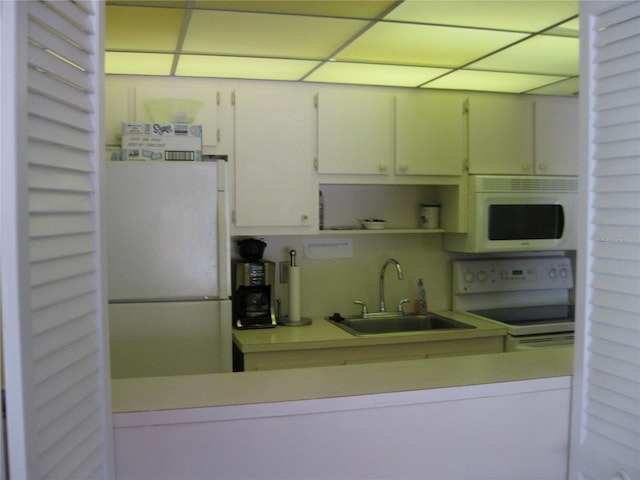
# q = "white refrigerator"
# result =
<box><xmin>105</xmin><ymin>159</ymin><xmax>232</xmax><ymax>377</ymax></box>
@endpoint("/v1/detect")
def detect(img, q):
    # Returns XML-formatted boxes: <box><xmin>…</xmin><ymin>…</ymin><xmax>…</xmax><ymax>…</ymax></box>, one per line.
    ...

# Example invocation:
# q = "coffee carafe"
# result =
<box><xmin>232</xmin><ymin>239</ymin><xmax>276</xmax><ymax>329</ymax></box>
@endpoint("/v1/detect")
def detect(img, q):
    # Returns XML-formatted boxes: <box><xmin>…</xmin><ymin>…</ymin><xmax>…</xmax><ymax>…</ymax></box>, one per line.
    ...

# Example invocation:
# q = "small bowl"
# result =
<box><xmin>361</xmin><ymin>219</ymin><xmax>388</xmax><ymax>230</ymax></box>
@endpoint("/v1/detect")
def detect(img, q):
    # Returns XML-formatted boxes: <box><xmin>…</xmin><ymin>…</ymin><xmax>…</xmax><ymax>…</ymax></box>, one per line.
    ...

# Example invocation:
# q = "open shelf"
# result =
<box><xmin>319</xmin><ymin>228</ymin><xmax>446</xmax><ymax>235</ymax></box>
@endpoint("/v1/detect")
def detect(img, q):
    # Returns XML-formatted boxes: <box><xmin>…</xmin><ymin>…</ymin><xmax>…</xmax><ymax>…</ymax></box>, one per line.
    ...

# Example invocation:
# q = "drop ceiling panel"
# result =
<box><xmin>336</xmin><ymin>22</ymin><xmax>528</xmax><ymax>67</ymax></box>
<box><xmin>106</xmin><ymin>52</ymin><xmax>175</xmax><ymax>76</ymax></box>
<box><xmin>106</xmin><ymin>6</ymin><xmax>184</xmax><ymax>51</ymax></box>
<box><xmin>424</xmin><ymin>70</ymin><xmax>567</xmax><ymax>94</ymax></box>
<box><xmin>105</xmin><ymin>0</ymin><xmax>581</xmax><ymax>95</ymax></box>
<box><xmin>306</xmin><ymin>62</ymin><xmax>451</xmax><ymax>87</ymax></box>
<box><xmin>184</xmin><ymin>10</ymin><xmax>368</xmax><ymax>58</ymax></box>
<box><xmin>528</xmin><ymin>77</ymin><xmax>579</xmax><ymax>96</ymax></box>
<box><xmin>108</xmin><ymin>1</ymin><xmax>188</xmax><ymax>6</ymax></box>
<box><xmin>176</xmin><ymin>55</ymin><xmax>320</xmax><ymax>81</ymax></box>
<box><xmin>385</xmin><ymin>1</ymin><xmax>578</xmax><ymax>32</ymax></box>
<box><xmin>471</xmin><ymin>35</ymin><xmax>579</xmax><ymax>75</ymax></box>
<box><xmin>193</xmin><ymin>0</ymin><xmax>397</xmax><ymax>19</ymax></box>
<box><xmin>547</xmin><ymin>18</ymin><xmax>580</xmax><ymax>37</ymax></box>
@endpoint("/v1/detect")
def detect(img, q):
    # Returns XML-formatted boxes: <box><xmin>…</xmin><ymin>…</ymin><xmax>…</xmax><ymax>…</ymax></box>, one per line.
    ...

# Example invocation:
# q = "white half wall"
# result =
<box><xmin>113</xmin><ymin>377</ymin><xmax>571</xmax><ymax>479</ymax></box>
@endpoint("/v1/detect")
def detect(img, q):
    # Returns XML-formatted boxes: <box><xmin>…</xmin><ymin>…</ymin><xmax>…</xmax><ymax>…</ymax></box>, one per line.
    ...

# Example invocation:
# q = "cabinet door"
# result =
<box><xmin>234</xmin><ymin>84</ymin><xmax>315</xmax><ymax>228</ymax></box>
<box><xmin>467</xmin><ymin>96</ymin><xmax>534</xmax><ymax>175</ymax></box>
<box><xmin>134</xmin><ymin>84</ymin><xmax>218</xmax><ymax>150</ymax></box>
<box><xmin>317</xmin><ymin>89</ymin><xmax>394</xmax><ymax>175</ymax></box>
<box><xmin>104</xmin><ymin>77</ymin><xmax>132</xmax><ymax>146</ymax></box>
<box><xmin>395</xmin><ymin>94</ymin><xmax>463</xmax><ymax>176</ymax></box>
<box><xmin>534</xmin><ymin>98</ymin><xmax>578</xmax><ymax>176</ymax></box>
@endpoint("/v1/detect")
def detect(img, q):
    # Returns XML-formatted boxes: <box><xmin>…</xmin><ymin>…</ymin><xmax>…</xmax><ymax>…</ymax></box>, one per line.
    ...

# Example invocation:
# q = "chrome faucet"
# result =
<box><xmin>379</xmin><ymin>258</ymin><xmax>403</xmax><ymax>312</ymax></box>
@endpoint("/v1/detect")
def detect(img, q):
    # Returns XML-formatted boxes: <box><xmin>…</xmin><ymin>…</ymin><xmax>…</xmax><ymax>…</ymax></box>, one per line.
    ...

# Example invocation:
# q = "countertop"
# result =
<box><xmin>233</xmin><ymin>310</ymin><xmax>507</xmax><ymax>353</ymax></box>
<box><xmin>112</xmin><ymin>313</ymin><xmax>572</xmax><ymax>415</ymax></box>
<box><xmin>112</xmin><ymin>347</ymin><xmax>573</xmax><ymax>414</ymax></box>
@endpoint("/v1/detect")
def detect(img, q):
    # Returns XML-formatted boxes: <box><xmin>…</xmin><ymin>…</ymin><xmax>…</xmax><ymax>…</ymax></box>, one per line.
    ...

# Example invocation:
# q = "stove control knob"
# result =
<box><xmin>464</xmin><ymin>272</ymin><xmax>475</xmax><ymax>283</ymax></box>
<box><xmin>477</xmin><ymin>271</ymin><xmax>488</xmax><ymax>283</ymax></box>
<box><xmin>549</xmin><ymin>268</ymin><xmax>557</xmax><ymax>279</ymax></box>
<box><xmin>560</xmin><ymin>267</ymin><xmax>569</xmax><ymax>279</ymax></box>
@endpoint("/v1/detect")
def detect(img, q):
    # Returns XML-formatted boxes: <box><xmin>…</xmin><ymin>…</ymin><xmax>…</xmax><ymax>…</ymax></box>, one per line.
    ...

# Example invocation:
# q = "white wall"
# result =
<box><xmin>113</xmin><ymin>377</ymin><xmax>572</xmax><ymax>480</ymax></box>
<box><xmin>255</xmin><ymin>233</ymin><xmax>454</xmax><ymax>318</ymax></box>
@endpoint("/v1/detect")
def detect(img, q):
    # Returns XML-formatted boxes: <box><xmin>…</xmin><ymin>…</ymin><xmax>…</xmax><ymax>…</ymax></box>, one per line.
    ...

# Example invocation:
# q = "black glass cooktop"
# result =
<box><xmin>468</xmin><ymin>304</ymin><xmax>574</xmax><ymax>326</ymax></box>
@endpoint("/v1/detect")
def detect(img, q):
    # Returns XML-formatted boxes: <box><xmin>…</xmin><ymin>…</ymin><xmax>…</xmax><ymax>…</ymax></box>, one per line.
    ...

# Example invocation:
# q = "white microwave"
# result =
<box><xmin>444</xmin><ymin>175</ymin><xmax>578</xmax><ymax>253</ymax></box>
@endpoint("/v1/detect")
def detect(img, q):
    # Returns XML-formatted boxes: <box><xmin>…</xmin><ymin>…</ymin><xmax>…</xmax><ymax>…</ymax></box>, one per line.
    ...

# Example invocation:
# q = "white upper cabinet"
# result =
<box><xmin>234</xmin><ymin>84</ymin><xmax>316</xmax><ymax>229</ymax></box>
<box><xmin>316</xmin><ymin>89</ymin><xmax>394</xmax><ymax>175</ymax></box>
<box><xmin>466</xmin><ymin>95</ymin><xmax>534</xmax><ymax>175</ymax></box>
<box><xmin>395</xmin><ymin>93</ymin><xmax>464</xmax><ymax>176</ymax></box>
<box><xmin>534</xmin><ymin>97</ymin><xmax>579</xmax><ymax>175</ymax></box>
<box><xmin>134</xmin><ymin>84</ymin><xmax>219</xmax><ymax>151</ymax></box>
<box><xmin>466</xmin><ymin>95</ymin><xmax>578</xmax><ymax>176</ymax></box>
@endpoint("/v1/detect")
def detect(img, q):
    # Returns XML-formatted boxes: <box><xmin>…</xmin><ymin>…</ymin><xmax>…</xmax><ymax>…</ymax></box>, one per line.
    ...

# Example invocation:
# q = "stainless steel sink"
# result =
<box><xmin>328</xmin><ymin>313</ymin><xmax>476</xmax><ymax>336</ymax></box>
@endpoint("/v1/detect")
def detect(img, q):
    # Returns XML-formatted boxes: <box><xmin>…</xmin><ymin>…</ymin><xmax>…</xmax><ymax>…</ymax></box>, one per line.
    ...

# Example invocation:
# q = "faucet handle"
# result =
<box><xmin>397</xmin><ymin>298</ymin><xmax>411</xmax><ymax>315</ymax></box>
<box><xmin>354</xmin><ymin>300</ymin><xmax>368</xmax><ymax>316</ymax></box>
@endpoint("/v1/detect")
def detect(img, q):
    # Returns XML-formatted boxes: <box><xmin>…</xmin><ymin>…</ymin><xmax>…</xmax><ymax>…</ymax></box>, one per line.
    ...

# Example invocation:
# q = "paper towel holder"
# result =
<box><xmin>277</xmin><ymin>250</ymin><xmax>312</xmax><ymax>327</ymax></box>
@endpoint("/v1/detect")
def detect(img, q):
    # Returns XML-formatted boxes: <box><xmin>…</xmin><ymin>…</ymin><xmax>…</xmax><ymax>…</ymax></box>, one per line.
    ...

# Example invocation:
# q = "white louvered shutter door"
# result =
<box><xmin>570</xmin><ymin>1</ymin><xmax>640</xmax><ymax>479</ymax></box>
<box><xmin>0</xmin><ymin>1</ymin><xmax>114</xmax><ymax>479</ymax></box>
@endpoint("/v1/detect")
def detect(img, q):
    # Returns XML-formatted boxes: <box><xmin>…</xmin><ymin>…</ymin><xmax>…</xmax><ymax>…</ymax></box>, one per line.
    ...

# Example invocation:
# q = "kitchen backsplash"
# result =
<box><xmin>233</xmin><ymin>234</ymin><xmax>455</xmax><ymax>319</ymax></box>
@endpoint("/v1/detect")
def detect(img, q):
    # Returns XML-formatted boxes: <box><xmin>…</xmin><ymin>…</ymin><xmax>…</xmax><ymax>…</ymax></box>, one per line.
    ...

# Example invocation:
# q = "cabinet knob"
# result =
<box><xmin>301</xmin><ymin>214</ymin><xmax>309</xmax><ymax>221</ymax></box>
<box><xmin>399</xmin><ymin>163</ymin><xmax>408</xmax><ymax>172</ymax></box>
<box><xmin>538</xmin><ymin>162</ymin><xmax>547</xmax><ymax>172</ymax></box>
<box><xmin>521</xmin><ymin>163</ymin><xmax>530</xmax><ymax>172</ymax></box>
<box><xmin>378</xmin><ymin>162</ymin><xmax>388</xmax><ymax>172</ymax></box>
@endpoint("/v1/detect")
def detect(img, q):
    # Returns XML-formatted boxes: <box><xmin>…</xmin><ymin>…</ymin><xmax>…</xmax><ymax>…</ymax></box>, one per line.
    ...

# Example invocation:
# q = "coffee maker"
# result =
<box><xmin>232</xmin><ymin>239</ymin><xmax>277</xmax><ymax>329</ymax></box>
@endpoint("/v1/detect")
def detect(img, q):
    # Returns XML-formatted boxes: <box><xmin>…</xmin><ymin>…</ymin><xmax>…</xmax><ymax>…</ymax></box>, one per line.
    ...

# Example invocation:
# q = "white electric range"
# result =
<box><xmin>452</xmin><ymin>256</ymin><xmax>575</xmax><ymax>351</ymax></box>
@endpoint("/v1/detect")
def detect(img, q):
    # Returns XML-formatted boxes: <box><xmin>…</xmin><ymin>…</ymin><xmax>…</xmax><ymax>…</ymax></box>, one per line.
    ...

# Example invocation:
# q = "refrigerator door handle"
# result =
<box><xmin>217</xmin><ymin>160</ymin><xmax>232</xmax><ymax>299</ymax></box>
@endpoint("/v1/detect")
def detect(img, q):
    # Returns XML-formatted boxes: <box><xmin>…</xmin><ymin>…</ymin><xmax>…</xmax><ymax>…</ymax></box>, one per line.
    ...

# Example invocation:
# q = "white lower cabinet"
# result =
<box><xmin>233</xmin><ymin>84</ymin><xmax>316</xmax><ymax>229</ymax></box>
<box><xmin>240</xmin><ymin>336</ymin><xmax>503</xmax><ymax>371</ymax></box>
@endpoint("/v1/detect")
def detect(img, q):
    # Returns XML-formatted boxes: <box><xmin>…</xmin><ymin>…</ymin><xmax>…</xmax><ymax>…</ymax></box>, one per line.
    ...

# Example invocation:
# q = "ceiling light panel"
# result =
<box><xmin>385</xmin><ymin>1</ymin><xmax>578</xmax><ymax>32</ymax></box>
<box><xmin>105</xmin><ymin>52</ymin><xmax>175</xmax><ymax>75</ymax></box>
<box><xmin>424</xmin><ymin>70</ymin><xmax>567</xmax><ymax>93</ymax></box>
<box><xmin>106</xmin><ymin>6</ymin><xmax>185</xmax><ymax>51</ymax></box>
<box><xmin>305</xmin><ymin>62</ymin><xmax>451</xmax><ymax>87</ymax></box>
<box><xmin>336</xmin><ymin>22</ymin><xmax>528</xmax><ymax>67</ymax></box>
<box><xmin>527</xmin><ymin>77</ymin><xmax>579</xmax><ymax>95</ymax></box>
<box><xmin>193</xmin><ymin>0</ymin><xmax>397</xmax><ymax>19</ymax></box>
<box><xmin>107</xmin><ymin>1</ymin><xmax>188</xmax><ymax>6</ymax></box>
<box><xmin>471</xmin><ymin>35</ymin><xmax>579</xmax><ymax>75</ymax></box>
<box><xmin>183</xmin><ymin>10</ymin><xmax>368</xmax><ymax>59</ymax></box>
<box><xmin>176</xmin><ymin>55</ymin><xmax>320</xmax><ymax>80</ymax></box>
<box><xmin>547</xmin><ymin>18</ymin><xmax>580</xmax><ymax>37</ymax></box>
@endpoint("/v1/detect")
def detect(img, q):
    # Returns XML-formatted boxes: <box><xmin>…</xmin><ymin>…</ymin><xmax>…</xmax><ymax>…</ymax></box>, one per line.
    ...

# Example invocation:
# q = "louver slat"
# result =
<box><xmin>29</xmin><ymin>142</ymin><xmax>93</xmax><ymax>172</ymax></box>
<box><xmin>28</xmin><ymin>92</ymin><xmax>92</xmax><ymax>133</ymax></box>
<box><xmin>28</xmin><ymin>2</ymin><xmax>93</xmax><ymax>53</ymax></box>
<box><xmin>28</xmin><ymin>19</ymin><xmax>91</xmax><ymax>72</ymax></box>
<box><xmin>28</xmin><ymin>67</ymin><xmax>92</xmax><ymax>112</ymax></box>
<box><xmin>27</xmin><ymin>44</ymin><xmax>92</xmax><ymax>92</ymax></box>
<box><xmin>29</xmin><ymin>115</ymin><xmax>93</xmax><ymax>151</ymax></box>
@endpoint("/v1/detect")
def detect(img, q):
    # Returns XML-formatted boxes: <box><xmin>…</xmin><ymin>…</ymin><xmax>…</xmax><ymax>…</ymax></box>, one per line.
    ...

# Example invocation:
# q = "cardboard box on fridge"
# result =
<box><xmin>120</xmin><ymin>122</ymin><xmax>203</xmax><ymax>161</ymax></box>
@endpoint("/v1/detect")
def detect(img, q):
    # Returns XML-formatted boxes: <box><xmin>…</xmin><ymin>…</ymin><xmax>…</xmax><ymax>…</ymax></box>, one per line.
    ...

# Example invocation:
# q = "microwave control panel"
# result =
<box><xmin>452</xmin><ymin>257</ymin><xmax>574</xmax><ymax>294</ymax></box>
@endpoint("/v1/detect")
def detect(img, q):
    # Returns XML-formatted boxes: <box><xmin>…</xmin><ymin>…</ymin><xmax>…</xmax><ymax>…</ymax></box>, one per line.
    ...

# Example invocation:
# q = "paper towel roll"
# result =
<box><xmin>288</xmin><ymin>265</ymin><xmax>301</xmax><ymax>323</ymax></box>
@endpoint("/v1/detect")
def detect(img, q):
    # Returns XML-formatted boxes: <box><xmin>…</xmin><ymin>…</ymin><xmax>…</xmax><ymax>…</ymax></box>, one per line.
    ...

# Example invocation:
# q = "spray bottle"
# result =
<box><xmin>417</xmin><ymin>278</ymin><xmax>427</xmax><ymax>314</ymax></box>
